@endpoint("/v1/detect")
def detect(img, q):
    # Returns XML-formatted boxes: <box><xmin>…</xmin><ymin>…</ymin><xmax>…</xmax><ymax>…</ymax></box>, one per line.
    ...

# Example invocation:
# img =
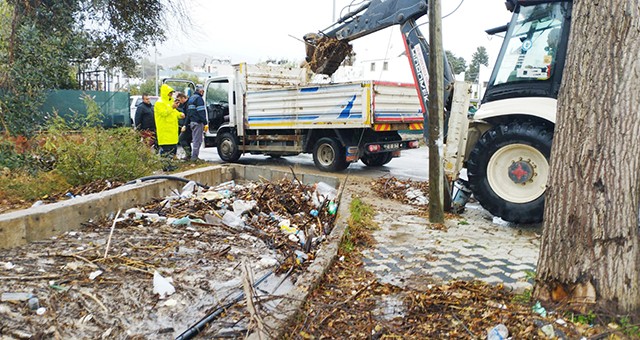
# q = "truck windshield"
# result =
<box><xmin>491</xmin><ymin>3</ymin><xmax>565</xmax><ymax>86</ymax></box>
<box><xmin>206</xmin><ymin>82</ymin><xmax>229</xmax><ymax>103</ymax></box>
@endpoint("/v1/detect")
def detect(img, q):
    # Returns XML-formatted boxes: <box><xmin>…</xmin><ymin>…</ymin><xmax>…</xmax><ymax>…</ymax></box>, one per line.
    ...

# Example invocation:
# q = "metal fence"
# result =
<box><xmin>40</xmin><ymin>90</ymin><xmax>130</xmax><ymax>128</ymax></box>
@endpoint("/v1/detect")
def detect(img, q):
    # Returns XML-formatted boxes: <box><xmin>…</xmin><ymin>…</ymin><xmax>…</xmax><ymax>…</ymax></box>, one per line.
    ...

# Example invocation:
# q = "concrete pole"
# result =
<box><xmin>428</xmin><ymin>0</ymin><xmax>445</xmax><ymax>223</ymax></box>
<box><xmin>332</xmin><ymin>0</ymin><xmax>336</xmax><ymax>21</ymax></box>
<box><xmin>154</xmin><ymin>44</ymin><xmax>159</xmax><ymax>97</ymax></box>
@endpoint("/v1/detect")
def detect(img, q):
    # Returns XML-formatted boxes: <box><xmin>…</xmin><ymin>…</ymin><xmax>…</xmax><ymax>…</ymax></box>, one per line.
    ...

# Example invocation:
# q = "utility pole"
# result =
<box><xmin>428</xmin><ymin>0</ymin><xmax>445</xmax><ymax>223</ymax></box>
<box><xmin>154</xmin><ymin>44</ymin><xmax>159</xmax><ymax>97</ymax></box>
<box><xmin>332</xmin><ymin>0</ymin><xmax>336</xmax><ymax>21</ymax></box>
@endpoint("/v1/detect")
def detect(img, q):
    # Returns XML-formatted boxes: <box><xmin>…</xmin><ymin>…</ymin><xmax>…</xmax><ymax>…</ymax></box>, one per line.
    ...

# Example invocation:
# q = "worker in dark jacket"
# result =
<box><xmin>187</xmin><ymin>84</ymin><xmax>208</xmax><ymax>161</ymax></box>
<box><xmin>176</xmin><ymin>92</ymin><xmax>192</xmax><ymax>159</ymax></box>
<box><xmin>134</xmin><ymin>94</ymin><xmax>156</xmax><ymax>148</ymax></box>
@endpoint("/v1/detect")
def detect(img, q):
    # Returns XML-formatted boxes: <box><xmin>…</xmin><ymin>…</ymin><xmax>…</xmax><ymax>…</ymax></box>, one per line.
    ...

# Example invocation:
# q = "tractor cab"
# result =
<box><xmin>482</xmin><ymin>0</ymin><xmax>572</xmax><ymax>104</ymax></box>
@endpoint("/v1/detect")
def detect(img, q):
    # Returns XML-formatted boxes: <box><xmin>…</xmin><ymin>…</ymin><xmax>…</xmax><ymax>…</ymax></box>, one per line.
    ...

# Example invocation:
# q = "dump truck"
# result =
<box><xmin>200</xmin><ymin>63</ymin><xmax>423</xmax><ymax>171</ymax></box>
<box><xmin>304</xmin><ymin>0</ymin><xmax>572</xmax><ymax>224</ymax></box>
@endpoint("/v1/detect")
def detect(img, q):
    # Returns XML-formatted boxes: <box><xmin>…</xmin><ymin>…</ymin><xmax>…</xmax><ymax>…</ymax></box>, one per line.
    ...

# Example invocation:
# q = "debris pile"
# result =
<box><xmin>0</xmin><ymin>177</ymin><xmax>340</xmax><ymax>338</ymax></box>
<box><xmin>371</xmin><ymin>176</ymin><xmax>429</xmax><ymax>206</ymax></box>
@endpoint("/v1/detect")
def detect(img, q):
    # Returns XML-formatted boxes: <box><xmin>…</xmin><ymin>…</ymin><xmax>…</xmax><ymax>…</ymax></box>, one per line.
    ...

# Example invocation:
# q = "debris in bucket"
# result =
<box><xmin>304</xmin><ymin>34</ymin><xmax>353</xmax><ymax>76</ymax></box>
<box><xmin>0</xmin><ymin>177</ymin><xmax>339</xmax><ymax>338</ymax></box>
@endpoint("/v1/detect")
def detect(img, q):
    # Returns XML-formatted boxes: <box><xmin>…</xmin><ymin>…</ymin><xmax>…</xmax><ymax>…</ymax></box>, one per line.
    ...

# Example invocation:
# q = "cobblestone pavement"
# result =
<box><xmin>361</xmin><ymin>197</ymin><xmax>541</xmax><ymax>293</ymax></box>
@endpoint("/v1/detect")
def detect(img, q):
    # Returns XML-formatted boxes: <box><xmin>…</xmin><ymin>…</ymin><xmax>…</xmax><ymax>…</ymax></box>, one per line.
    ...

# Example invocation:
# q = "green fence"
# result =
<box><xmin>41</xmin><ymin>90</ymin><xmax>130</xmax><ymax>128</ymax></box>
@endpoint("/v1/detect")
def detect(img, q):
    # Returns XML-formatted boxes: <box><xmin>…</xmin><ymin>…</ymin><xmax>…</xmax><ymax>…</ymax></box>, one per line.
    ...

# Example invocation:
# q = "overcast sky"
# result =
<box><xmin>156</xmin><ymin>0</ymin><xmax>513</xmax><ymax>67</ymax></box>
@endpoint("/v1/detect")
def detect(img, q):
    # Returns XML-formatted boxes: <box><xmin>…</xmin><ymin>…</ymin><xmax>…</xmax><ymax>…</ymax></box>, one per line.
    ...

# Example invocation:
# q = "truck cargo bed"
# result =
<box><xmin>245</xmin><ymin>81</ymin><xmax>422</xmax><ymax>130</ymax></box>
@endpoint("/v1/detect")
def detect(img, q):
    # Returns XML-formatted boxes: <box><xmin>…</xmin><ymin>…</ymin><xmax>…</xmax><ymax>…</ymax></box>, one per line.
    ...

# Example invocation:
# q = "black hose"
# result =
<box><xmin>124</xmin><ymin>175</ymin><xmax>210</xmax><ymax>189</ymax></box>
<box><xmin>175</xmin><ymin>271</ymin><xmax>274</xmax><ymax>340</ymax></box>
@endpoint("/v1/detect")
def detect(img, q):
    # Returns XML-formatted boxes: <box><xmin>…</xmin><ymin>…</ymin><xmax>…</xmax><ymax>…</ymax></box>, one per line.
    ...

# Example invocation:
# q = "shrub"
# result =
<box><xmin>0</xmin><ymin>137</ymin><xmax>28</xmax><ymax>170</ymax></box>
<box><xmin>0</xmin><ymin>94</ymin><xmax>163</xmax><ymax>204</ymax></box>
<box><xmin>46</xmin><ymin>127</ymin><xmax>162</xmax><ymax>186</ymax></box>
<box><xmin>39</xmin><ymin>94</ymin><xmax>162</xmax><ymax>186</ymax></box>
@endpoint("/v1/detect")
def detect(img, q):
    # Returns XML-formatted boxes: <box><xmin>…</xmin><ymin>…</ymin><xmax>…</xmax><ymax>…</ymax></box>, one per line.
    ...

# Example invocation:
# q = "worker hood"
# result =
<box><xmin>159</xmin><ymin>84</ymin><xmax>175</xmax><ymax>102</ymax></box>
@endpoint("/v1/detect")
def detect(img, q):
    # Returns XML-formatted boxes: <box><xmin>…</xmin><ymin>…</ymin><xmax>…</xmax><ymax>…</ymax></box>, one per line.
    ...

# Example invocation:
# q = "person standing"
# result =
<box><xmin>175</xmin><ymin>92</ymin><xmax>192</xmax><ymax>160</ymax></box>
<box><xmin>134</xmin><ymin>94</ymin><xmax>156</xmax><ymax>148</ymax></box>
<box><xmin>154</xmin><ymin>84</ymin><xmax>184</xmax><ymax>171</ymax></box>
<box><xmin>187</xmin><ymin>84</ymin><xmax>208</xmax><ymax>161</ymax></box>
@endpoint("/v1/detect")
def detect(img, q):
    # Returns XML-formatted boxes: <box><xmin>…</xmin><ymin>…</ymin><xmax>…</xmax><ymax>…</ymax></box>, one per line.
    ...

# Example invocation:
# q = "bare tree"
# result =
<box><xmin>534</xmin><ymin>1</ymin><xmax>640</xmax><ymax>314</ymax></box>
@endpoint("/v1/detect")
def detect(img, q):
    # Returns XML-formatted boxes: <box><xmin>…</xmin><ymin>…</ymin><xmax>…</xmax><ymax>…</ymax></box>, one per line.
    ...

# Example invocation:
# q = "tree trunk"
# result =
<box><xmin>534</xmin><ymin>2</ymin><xmax>640</xmax><ymax>314</ymax></box>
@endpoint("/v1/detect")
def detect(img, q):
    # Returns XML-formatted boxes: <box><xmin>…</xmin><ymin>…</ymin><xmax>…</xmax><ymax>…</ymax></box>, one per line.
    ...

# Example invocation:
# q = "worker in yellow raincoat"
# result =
<box><xmin>154</xmin><ymin>84</ymin><xmax>185</xmax><ymax>171</ymax></box>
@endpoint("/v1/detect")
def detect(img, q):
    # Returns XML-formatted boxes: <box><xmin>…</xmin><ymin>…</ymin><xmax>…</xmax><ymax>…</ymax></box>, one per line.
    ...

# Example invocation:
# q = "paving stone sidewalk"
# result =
<box><xmin>361</xmin><ymin>199</ymin><xmax>541</xmax><ymax>293</ymax></box>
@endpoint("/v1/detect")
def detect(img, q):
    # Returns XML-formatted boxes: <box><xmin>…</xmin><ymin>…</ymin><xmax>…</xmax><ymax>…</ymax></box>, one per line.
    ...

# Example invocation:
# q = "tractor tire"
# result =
<box><xmin>466</xmin><ymin>121</ymin><xmax>553</xmax><ymax>224</ymax></box>
<box><xmin>361</xmin><ymin>153</ymin><xmax>393</xmax><ymax>167</ymax></box>
<box><xmin>217</xmin><ymin>132</ymin><xmax>241</xmax><ymax>162</ymax></box>
<box><xmin>312</xmin><ymin>137</ymin><xmax>349</xmax><ymax>172</ymax></box>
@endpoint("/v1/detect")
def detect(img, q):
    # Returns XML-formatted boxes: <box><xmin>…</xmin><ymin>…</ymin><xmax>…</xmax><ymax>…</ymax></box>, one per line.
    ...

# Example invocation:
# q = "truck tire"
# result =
<box><xmin>361</xmin><ymin>153</ymin><xmax>392</xmax><ymax>167</ymax></box>
<box><xmin>313</xmin><ymin>137</ymin><xmax>349</xmax><ymax>172</ymax></box>
<box><xmin>466</xmin><ymin>121</ymin><xmax>553</xmax><ymax>224</ymax></box>
<box><xmin>217</xmin><ymin>132</ymin><xmax>241</xmax><ymax>162</ymax></box>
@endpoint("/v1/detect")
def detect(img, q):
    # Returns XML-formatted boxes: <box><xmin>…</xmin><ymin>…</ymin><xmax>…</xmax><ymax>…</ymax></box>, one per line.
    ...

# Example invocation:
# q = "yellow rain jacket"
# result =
<box><xmin>154</xmin><ymin>84</ymin><xmax>183</xmax><ymax>146</ymax></box>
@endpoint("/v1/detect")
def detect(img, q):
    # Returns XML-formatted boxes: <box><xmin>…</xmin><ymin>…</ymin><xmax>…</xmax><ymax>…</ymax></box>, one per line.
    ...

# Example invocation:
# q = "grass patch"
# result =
<box><xmin>340</xmin><ymin>196</ymin><xmax>377</xmax><ymax>253</ymax></box>
<box><xmin>0</xmin><ymin>170</ymin><xmax>70</xmax><ymax>202</ymax></box>
<box><xmin>512</xmin><ymin>289</ymin><xmax>532</xmax><ymax>303</ymax></box>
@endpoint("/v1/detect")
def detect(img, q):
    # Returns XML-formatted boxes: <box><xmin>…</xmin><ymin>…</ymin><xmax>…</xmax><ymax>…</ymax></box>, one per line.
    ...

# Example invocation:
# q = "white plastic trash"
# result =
<box><xmin>315</xmin><ymin>182</ymin><xmax>337</xmax><ymax>200</ymax></box>
<box><xmin>180</xmin><ymin>181</ymin><xmax>197</xmax><ymax>198</ymax></box>
<box><xmin>487</xmin><ymin>323</ymin><xmax>508</xmax><ymax>340</ymax></box>
<box><xmin>222</xmin><ymin>211</ymin><xmax>244</xmax><ymax>229</ymax></box>
<box><xmin>153</xmin><ymin>271</ymin><xmax>175</xmax><ymax>299</ymax></box>
<box><xmin>232</xmin><ymin>200</ymin><xmax>257</xmax><ymax>216</ymax></box>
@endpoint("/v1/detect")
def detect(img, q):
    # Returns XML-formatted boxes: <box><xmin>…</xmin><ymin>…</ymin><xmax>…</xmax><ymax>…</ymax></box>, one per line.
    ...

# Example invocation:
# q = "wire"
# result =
<box><xmin>408</xmin><ymin>0</ymin><xmax>466</xmax><ymax>36</ymax></box>
<box><xmin>377</xmin><ymin>26</ymin><xmax>396</xmax><ymax>81</ymax></box>
<box><xmin>443</xmin><ymin>0</ymin><xmax>465</xmax><ymax>20</ymax></box>
<box><xmin>340</xmin><ymin>0</ymin><xmax>369</xmax><ymax>20</ymax></box>
<box><xmin>124</xmin><ymin>175</ymin><xmax>210</xmax><ymax>189</ymax></box>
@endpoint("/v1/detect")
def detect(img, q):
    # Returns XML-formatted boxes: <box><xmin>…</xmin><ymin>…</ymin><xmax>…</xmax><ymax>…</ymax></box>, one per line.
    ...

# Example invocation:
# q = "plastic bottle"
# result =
<box><xmin>327</xmin><ymin>201</ymin><xmax>338</xmax><ymax>215</ymax></box>
<box><xmin>487</xmin><ymin>324</ymin><xmax>508</xmax><ymax>340</ymax></box>
<box><xmin>296</xmin><ymin>230</ymin><xmax>306</xmax><ymax>246</ymax></box>
<box><xmin>1</xmin><ymin>292</ymin><xmax>34</xmax><ymax>302</ymax></box>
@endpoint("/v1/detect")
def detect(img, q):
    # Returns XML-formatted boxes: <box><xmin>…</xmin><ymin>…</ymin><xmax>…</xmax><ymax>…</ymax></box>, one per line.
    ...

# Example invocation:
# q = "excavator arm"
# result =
<box><xmin>304</xmin><ymin>0</ymin><xmax>454</xmax><ymax>112</ymax></box>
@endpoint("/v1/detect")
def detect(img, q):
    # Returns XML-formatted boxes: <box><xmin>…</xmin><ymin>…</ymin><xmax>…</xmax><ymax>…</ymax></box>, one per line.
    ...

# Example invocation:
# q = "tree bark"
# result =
<box><xmin>534</xmin><ymin>1</ymin><xmax>640</xmax><ymax>314</ymax></box>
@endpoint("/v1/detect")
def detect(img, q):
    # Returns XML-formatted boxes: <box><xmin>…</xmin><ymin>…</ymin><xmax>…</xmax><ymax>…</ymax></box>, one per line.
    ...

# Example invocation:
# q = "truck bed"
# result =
<box><xmin>245</xmin><ymin>81</ymin><xmax>422</xmax><ymax>130</ymax></box>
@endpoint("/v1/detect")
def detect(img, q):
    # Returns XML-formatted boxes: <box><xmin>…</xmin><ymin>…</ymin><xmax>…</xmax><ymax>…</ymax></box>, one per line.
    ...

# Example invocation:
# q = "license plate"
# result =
<box><xmin>384</xmin><ymin>143</ymin><xmax>400</xmax><ymax>149</ymax></box>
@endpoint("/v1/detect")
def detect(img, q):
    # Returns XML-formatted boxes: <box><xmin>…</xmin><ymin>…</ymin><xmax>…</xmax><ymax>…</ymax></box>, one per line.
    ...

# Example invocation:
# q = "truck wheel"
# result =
<box><xmin>466</xmin><ymin>121</ymin><xmax>553</xmax><ymax>224</ymax></box>
<box><xmin>361</xmin><ymin>153</ymin><xmax>392</xmax><ymax>167</ymax></box>
<box><xmin>217</xmin><ymin>132</ymin><xmax>241</xmax><ymax>162</ymax></box>
<box><xmin>313</xmin><ymin>137</ymin><xmax>348</xmax><ymax>172</ymax></box>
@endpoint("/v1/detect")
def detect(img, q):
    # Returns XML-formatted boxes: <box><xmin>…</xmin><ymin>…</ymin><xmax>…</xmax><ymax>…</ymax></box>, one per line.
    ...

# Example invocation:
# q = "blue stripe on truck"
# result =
<box><xmin>337</xmin><ymin>95</ymin><xmax>357</xmax><ymax>119</ymax></box>
<box><xmin>248</xmin><ymin>115</ymin><xmax>320</xmax><ymax>122</ymax></box>
<box><xmin>300</xmin><ymin>87</ymin><xmax>320</xmax><ymax>93</ymax></box>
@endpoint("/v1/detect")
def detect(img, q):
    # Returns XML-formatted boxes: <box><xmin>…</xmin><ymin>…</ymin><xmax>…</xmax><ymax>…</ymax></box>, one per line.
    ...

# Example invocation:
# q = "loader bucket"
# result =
<box><xmin>303</xmin><ymin>33</ymin><xmax>352</xmax><ymax>76</ymax></box>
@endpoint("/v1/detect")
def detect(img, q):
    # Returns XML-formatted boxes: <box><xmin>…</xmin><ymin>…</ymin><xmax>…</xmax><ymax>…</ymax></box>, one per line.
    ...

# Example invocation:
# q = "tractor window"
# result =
<box><xmin>493</xmin><ymin>3</ymin><xmax>565</xmax><ymax>85</ymax></box>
